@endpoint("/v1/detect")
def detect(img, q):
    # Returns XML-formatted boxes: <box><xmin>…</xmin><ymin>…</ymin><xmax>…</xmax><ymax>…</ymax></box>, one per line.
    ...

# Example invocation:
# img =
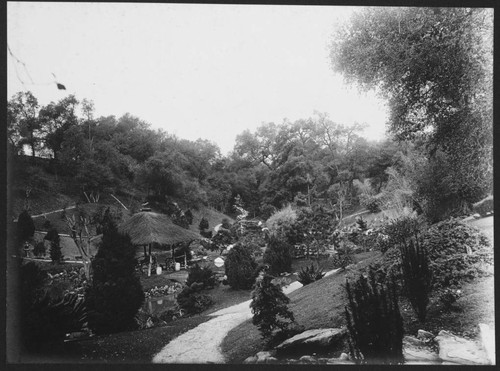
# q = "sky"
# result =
<box><xmin>7</xmin><ymin>2</ymin><xmax>389</xmax><ymax>155</ymax></box>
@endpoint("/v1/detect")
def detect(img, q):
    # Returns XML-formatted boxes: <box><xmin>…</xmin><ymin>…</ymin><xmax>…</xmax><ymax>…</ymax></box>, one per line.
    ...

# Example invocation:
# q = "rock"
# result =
<box><xmin>417</xmin><ymin>329</ymin><xmax>434</xmax><ymax>342</ymax></box>
<box><xmin>254</xmin><ymin>351</ymin><xmax>277</xmax><ymax>364</ymax></box>
<box><xmin>435</xmin><ymin>330</ymin><xmax>490</xmax><ymax>365</ymax></box>
<box><xmin>299</xmin><ymin>355</ymin><xmax>316</xmax><ymax>363</ymax></box>
<box><xmin>243</xmin><ymin>356</ymin><xmax>257</xmax><ymax>364</ymax></box>
<box><xmin>339</xmin><ymin>352</ymin><xmax>349</xmax><ymax>360</ymax></box>
<box><xmin>478</xmin><ymin>323</ymin><xmax>496</xmax><ymax>365</ymax></box>
<box><xmin>403</xmin><ymin>335</ymin><xmax>440</xmax><ymax>363</ymax></box>
<box><xmin>275</xmin><ymin>328</ymin><xmax>346</xmax><ymax>353</ymax></box>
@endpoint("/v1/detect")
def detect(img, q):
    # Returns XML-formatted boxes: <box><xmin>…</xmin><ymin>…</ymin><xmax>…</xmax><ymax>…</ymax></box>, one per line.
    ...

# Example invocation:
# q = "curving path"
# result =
<box><xmin>152</xmin><ymin>268</ymin><xmax>340</xmax><ymax>364</ymax></box>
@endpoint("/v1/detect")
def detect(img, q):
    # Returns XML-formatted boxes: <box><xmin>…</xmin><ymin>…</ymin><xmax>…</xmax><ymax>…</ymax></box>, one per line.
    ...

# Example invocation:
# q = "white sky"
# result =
<box><xmin>7</xmin><ymin>2</ymin><xmax>389</xmax><ymax>154</ymax></box>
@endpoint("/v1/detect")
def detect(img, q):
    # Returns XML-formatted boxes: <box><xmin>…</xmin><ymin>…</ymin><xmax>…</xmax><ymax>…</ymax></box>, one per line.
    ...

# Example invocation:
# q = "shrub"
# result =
<box><xmin>186</xmin><ymin>264</ymin><xmax>217</xmax><ymax>289</ymax></box>
<box><xmin>250</xmin><ymin>273</ymin><xmax>295</xmax><ymax>342</ymax></box>
<box><xmin>331</xmin><ymin>243</ymin><xmax>355</xmax><ymax>270</ymax></box>
<box><xmin>297</xmin><ymin>264</ymin><xmax>325</xmax><ymax>285</ymax></box>
<box><xmin>45</xmin><ymin>228</ymin><xmax>62</xmax><ymax>263</ymax></box>
<box><xmin>345</xmin><ymin>267</ymin><xmax>404</xmax><ymax>364</ymax></box>
<box><xmin>438</xmin><ymin>287</ymin><xmax>462</xmax><ymax>310</ymax></box>
<box><xmin>379</xmin><ymin>215</ymin><xmax>426</xmax><ymax>251</ymax></box>
<box><xmin>85</xmin><ymin>220</ymin><xmax>144</xmax><ymax>334</ymax></box>
<box><xmin>263</xmin><ymin>236</ymin><xmax>293</xmax><ymax>275</ymax></box>
<box><xmin>399</xmin><ymin>238</ymin><xmax>432</xmax><ymax>322</ymax></box>
<box><xmin>473</xmin><ymin>195</ymin><xmax>493</xmax><ymax>217</ymax></box>
<box><xmin>265</xmin><ymin>205</ymin><xmax>298</xmax><ymax>241</ymax></box>
<box><xmin>199</xmin><ymin>217</ymin><xmax>209</xmax><ymax>232</ymax></box>
<box><xmin>33</xmin><ymin>241</ymin><xmax>46</xmax><ymax>257</ymax></box>
<box><xmin>360</xmin><ymin>193</ymin><xmax>382</xmax><ymax>213</ymax></box>
<box><xmin>225</xmin><ymin>244</ymin><xmax>259</xmax><ymax>289</ymax></box>
<box><xmin>176</xmin><ymin>282</ymin><xmax>214</xmax><ymax>315</ymax></box>
<box><xmin>17</xmin><ymin>210</ymin><xmax>35</xmax><ymax>243</ymax></box>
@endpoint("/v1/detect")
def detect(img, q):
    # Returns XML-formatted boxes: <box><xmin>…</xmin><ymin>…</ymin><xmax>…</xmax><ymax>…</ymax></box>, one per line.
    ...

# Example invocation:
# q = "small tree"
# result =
<box><xmin>251</xmin><ymin>273</ymin><xmax>295</xmax><ymax>341</ymax></box>
<box><xmin>185</xmin><ymin>209</ymin><xmax>194</xmax><ymax>225</ymax></box>
<box><xmin>186</xmin><ymin>263</ymin><xmax>217</xmax><ymax>289</ymax></box>
<box><xmin>345</xmin><ymin>267</ymin><xmax>404</xmax><ymax>364</ymax></box>
<box><xmin>225</xmin><ymin>244</ymin><xmax>258</xmax><ymax>289</ymax></box>
<box><xmin>263</xmin><ymin>236</ymin><xmax>293</xmax><ymax>275</ymax></box>
<box><xmin>17</xmin><ymin>210</ymin><xmax>35</xmax><ymax>243</ymax></box>
<box><xmin>45</xmin><ymin>228</ymin><xmax>62</xmax><ymax>263</ymax></box>
<box><xmin>199</xmin><ymin>217</ymin><xmax>209</xmax><ymax>232</ymax></box>
<box><xmin>85</xmin><ymin>220</ymin><xmax>144</xmax><ymax>334</ymax></box>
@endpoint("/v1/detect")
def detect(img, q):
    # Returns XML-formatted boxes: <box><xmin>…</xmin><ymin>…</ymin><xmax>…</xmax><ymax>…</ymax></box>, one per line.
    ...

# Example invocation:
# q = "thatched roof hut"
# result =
<box><xmin>118</xmin><ymin>211</ymin><xmax>202</xmax><ymax>247</ymax></box>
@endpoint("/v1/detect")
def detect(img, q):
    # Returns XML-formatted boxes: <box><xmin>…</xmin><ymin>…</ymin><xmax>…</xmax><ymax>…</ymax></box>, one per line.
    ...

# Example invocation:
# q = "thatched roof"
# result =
<box><xmin>118</xmin><ymin>212</ymin><xmax>202</xmax><ymax>246</ymax></box>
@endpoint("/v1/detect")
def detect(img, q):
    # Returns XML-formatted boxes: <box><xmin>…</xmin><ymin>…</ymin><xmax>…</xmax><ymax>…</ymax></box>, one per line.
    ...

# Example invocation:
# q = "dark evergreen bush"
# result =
<box><xmin>184</xmin><ymin>209</ymin><xmax>194</xmax><ymax>225</ymax></box>
<box><xmin>345</xmin><ymin>267</ymin><xmax>404</xmax><ymax>364</ymax></box>
<box><xmin>199</xmin><ymin>217</ymin><xmax>209</xmax><ymax>232</ymax></box>
<box><xmin>45</xmin><ymin>228</ymin><xmax>62</xmax><ymax>263</ymax></box>
<box><xmin>297</xmin><ymin>264</ymin><xmax>325</xmax><ymax>285</ymax></box>
<box><xmin>331</xmin><ymin>244</ymin><xmax>354</xmax><ymax>270</ymax></box>
<box><xmin>17</xmin><ymin>210</ymin><xmax>35</xmax><ymax>243</ymax></box>
<box><xmin>263</xmin><ymin>236</ymin><xmax>293</xmax><ymax>275</ymax></box>
<box><xmin>225</xmin><ymin>244</ymin><xmax>258</xmax><ymax>289</ymax></box>
<box><xmin>176</xmin><ymin>282</ymin><xmax>214</xmax><ymax>314</ymax></box>
<box><xmin>186</xmin><ymin>263</ymin><xmax>217</xmax><ymax>289</ymax></box>
<box><xmin>250</xmin><ymin>273</ymin><xmax>295</xmax><ymax>342</ymax></box>
<box><xmin>33</xmin><ymin>241</ymin><xmax>46</xmax><ymax>257</ymax></box>
<box><xmin>85</xmin><ymin>220</ymin><xmax>144</xmax><ymax>334</ymax></box>
<box><xmin>400</xmin><ymin>237</ymin><xmax>432</xmax><ymax>322</ymax></box>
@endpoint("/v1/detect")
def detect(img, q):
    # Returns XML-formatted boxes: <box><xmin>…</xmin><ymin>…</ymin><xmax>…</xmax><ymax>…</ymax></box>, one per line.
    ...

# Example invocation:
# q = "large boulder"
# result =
<box><xmin>243</xmin><ymin>351</ymin><xmax>278</xmax><ymax>364</ymax></box>
<box><xmin>275</xmin><ymin>328</ymin><xmax>347</xmax><ymax>354</ymax></box>
<box><xmin>403</xmin><ymin>336</ymin><xmax>441</xmax><ymax>363</ymax></box>
<box><xmin>478</xmin><ymin>323</ymin><xmax>495</xmax><ymax>365</ymax></box>
<box><xmin>435</xmin><ymin>330</ymin><xmax>490</xmax><ymax>365</ymax></box>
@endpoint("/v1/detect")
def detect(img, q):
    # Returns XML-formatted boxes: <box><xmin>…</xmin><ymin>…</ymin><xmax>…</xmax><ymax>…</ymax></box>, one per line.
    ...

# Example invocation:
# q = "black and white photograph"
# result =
<box><xmin>6</xmin><ymin>2</ymin><xmax>495</xmax><ymax>365</ymax></box>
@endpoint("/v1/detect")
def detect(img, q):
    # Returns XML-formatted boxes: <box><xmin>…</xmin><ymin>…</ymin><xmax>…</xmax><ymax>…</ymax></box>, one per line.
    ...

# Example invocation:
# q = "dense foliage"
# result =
<box><xmin>45</xmin><ymin>228</ymin><xmax>62</xmax><ymax>263</ymax></box>
<box><xmin>85</xmin><ymin>220</ymin><xmax>144</xmax><ymax>334</ymax></box>
<box><xmin>263</xmin><ymin>236</ymin><xmax>293</xmax><ymax>275</ymax></box>
<box><xmin>176</xmin><ymin>282</ymin><xmax>214</xmax><ymax>315</ymax></box>
<box><xmin>345</xmin><ymin>267</ymin><xmax>404</xmax><ymax>364</ymax></box>
<box><xmin>250</xmin><ymin>273</ymin><xmax>295</xmax><ymax>342</ymax></box>
<box><xmin>17</xmin><ymin>210</ymin><xmax>35</xmax><ymax>243</ymax></box>
<box><xmin>225</xmin><ymin>244</ymin><xmax>259</xmax><ymax>290</ymax></box>
<box><xmin>185</xmin><ymin>264</ymin><xmax>217</xmax><ymax>289</ymax></box>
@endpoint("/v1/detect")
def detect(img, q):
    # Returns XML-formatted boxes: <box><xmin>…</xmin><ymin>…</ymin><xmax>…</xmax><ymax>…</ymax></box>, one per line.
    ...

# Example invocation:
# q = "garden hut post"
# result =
<box><xmin>148</xmin><ymin>243</ymin><xmax>152</xmax><ymax>277</ymax></box>
<box><xmin>184</xmin><ymin>252</ymin><xmax>187</xmax><ymax>269</ymax></box>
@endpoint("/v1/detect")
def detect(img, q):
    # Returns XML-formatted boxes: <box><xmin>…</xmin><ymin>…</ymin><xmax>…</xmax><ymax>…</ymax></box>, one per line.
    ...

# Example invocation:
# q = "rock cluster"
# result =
<box><xmin>244</xmin><ymin>324</ymin><xmax>495</xmax><ymax>365</ymax></box>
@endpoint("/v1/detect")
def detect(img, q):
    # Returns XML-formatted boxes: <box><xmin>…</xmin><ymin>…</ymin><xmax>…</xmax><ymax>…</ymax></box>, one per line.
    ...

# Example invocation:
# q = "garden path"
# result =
<box><xmin>152</xmin><ymin>268</ymin><xmax>340</xmax><ymax>364</ymax></box>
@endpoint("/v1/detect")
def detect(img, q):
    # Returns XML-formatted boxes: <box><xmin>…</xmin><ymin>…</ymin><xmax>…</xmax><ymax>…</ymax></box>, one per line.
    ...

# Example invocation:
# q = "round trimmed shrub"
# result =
<box><xmin>263</xmin><ymin>236</ymin><xmax>293</xmax><ymax>275</ymax></box>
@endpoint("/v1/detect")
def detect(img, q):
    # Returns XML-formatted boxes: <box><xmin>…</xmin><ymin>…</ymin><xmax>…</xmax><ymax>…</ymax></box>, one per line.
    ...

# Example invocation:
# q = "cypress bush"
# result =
<box><xmin>297</xmin><ymin>264</ymin><xmax>325</xmax><ymax>285</ymax></box>
<box><xmin>186</xmin><ymin>263</ymin><xmax>217</xmax><ymax>289</ymax></box>
<box><xmin>85</xmin><ymin>220</ymin><xmax>144</xmax><ymax>334</ymax></box>
<box><xmin>17</xmin><ymin>210</ymin><xmax>35</xmax><ymax>243</ymax></box>
<box><xmin>400</xmin><ymin>237</ymin><xmax>432</xmax><ymax>322</ymax></box>
<box><xmin>177</xmin><ymin>282</ymin><xmax>214</xmax><ymax>315</ymax></box>
<box><xmin>250</xmin><ymin>273</ymin><xmax>295</xmax><ymax>341</ymax></box>
<box><xmin>225</xmin><ymin>244</ymin><xmax>258</xmax><ymax>289</ymax></box>
<box><xmin>345</xmin><ymin>266</ymin><xmax>404</xmax><ymax>364</ymax></box>
<box><xmin>45</xmin><ymin>228</ymin><xmax>62</xmax><ymax>263</ymax></box>
<box><xmin>263</xmin><ymin>236</ymin><xmax>293</xmax><ymax>275</ymax></box>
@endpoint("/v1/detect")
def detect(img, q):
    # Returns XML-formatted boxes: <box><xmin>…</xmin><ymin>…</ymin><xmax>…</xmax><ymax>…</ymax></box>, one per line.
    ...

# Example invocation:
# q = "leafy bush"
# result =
<box><xmin>345</xmin><ymin>267</ymin><xmax>404</xmax><ymax>364</ymax></box>
<box><xmin>85</xmin><ymin>220</ymin><xmax>144</xmax><ymax>334</ymax></box>
<box><xmin>176</xmin><ymin>282</ymin><xmax>214</xmax><ymax>315</ymax></box>
<box><xmin>297</xmin><ymin>264</ymin><xmax>325</xmax><ymax>285</ymax></box>
<box><xmin>399</xmin><ymin>238</ymin><xmax>432</xmax><ymax>322</ymax></box>
<box><xmin>186</xmin><ymin>264</ymin><xmax>217</xmax><ymax>289</ymax></box>
<box><xmin>265</xmin><ymin>205</ymin><xmax>298</xmax><ymax>241</ymax></box>
<box><xmin>33</xmin><ymin>241</ymin><xmax>46</xmax><ymax>257</ymax></box>
<box><xmin>199</xmin><ymin>217</ymin><xmax>209</xmax><ymax>232</ymax></box>
<box><xmin>225</xmin><ymin>244</ymin><xmax>259</xmax><ymax>289</ymax></box>
<box><xmin>378</xmin><ymin>215</ymin><xmax>426</xmax><ymax>252</ymax></box>
<box><xmin>331</xmin><ymin>243</ymin><xmax>355</xmax><ymax>270</ymax></box>
<box><xmin>360</xmin><ymin>193</ymin><xmax>382</xmax><ymax>213</ymax></box>
<box><xmin>250</xmin><ymin>273</ymin><xmax>295</xmax><ymax>342</ymax></box>
<box><xmin>263</xmin><ymin>236</ymin><xmax>293</xmax><ymax>275</ymax></box>
<box><xmin>438</xmin><ymin>287</ymin><xmax>462</xmax><ymax>310</ymax></box>
<box><xmin>473</xmin><ymin>195</ymin><xmax>493</xmax><ymax>217</ymax></box>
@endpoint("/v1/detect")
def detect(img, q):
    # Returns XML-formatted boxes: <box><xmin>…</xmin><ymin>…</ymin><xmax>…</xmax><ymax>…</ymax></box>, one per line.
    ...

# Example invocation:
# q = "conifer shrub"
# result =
<box><xmin>17</xmin><ymin>210</ymin><xmax>35</xmax><ymax>243</ymax></box>
<box><xmin>250</xmin><ymin>273</ymin><xmax>295</xmax><ymax>343</ymax></box>
<box><xmin>225</xmin><ymin>244</ymin><xmax>259</xmax><ymax>289</ymax></box>
<box><xmin>263</xmin><ymin>236</ymin><xmax>293</xmax><ymax>275</ymax></box>
<box><xmin>33</xmin><ymin>241</ymin><xmax>46</xmax><ymax>257</ymax></box>
<box><xmin>345</xmin><ymin>266</ymin><xmax>404</xmax><ymax>364</ymax></box>
<box><xmin>331</xmin><ymin>243</ymin><xmax>355</xmax><ymax>270</ymax></box>
<box><xmin>399</xmin><ymin>237</ymin><xmax>432</xmax><ymax>322</ymax></box>
<box><xmin>297</xmin><ymin>264</ymin><xmax>325</xmax><ymax>285</ymax></box>
<box><xmin>85</xmin><ymin>220</ymin><xmax>144</xmax><ymax>334</ymax></box>
<box><xmin>45</xmin><ymin>228</ymin><xmax>62</xmax><ymax>263</ymax></box>
<box><xmin>186</xmin><ymin>263</ymin><xmax>217</xmax><ymax>289</ymax></box>
<box><xmin>198</xmin><ymin>217</ymin><xmax>209</xmax><ymax>232</ymax></box>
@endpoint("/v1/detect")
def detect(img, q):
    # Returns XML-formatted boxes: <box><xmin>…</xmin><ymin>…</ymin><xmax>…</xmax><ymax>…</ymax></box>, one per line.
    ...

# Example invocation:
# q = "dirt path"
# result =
<box><xmin>152</xmin><ymin>268</ymin><xmax>340</xmax><ymax>364</ymax></box>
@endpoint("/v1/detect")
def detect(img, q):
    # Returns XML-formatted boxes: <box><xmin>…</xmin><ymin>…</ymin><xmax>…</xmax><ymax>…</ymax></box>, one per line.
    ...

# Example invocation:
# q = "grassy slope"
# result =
<box><xmin>221</xmin><ymin>251</ymin><xmax>382</xmax><ymax>363</ymax></box>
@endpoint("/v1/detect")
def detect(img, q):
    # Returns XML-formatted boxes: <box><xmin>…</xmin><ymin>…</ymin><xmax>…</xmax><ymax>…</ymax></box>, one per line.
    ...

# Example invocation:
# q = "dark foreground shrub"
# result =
<box><xmin>400</xmin><ymin>238</ymin><xmax>432</xmax><ymax>322</ymax></box>
<box><xmin>186</xmin><ymin>264</ymin><xmax>217</xmax><ymax>289</ymax></box>
<box><xmin>297</xmin><ymin>264</ymin><xmax>325</xmax><ymax>285</ymax></box>
<box><xmin>225</xmin><ymin>244</ymin><xmax>259</xmax><ymax>289</ymax></box>
<box><xmin>345</xmin><ymin>267</ymin><xmax>404</xmax><ymax>365</ymax></box>
<box><xmin>85</xmin><ymin>221</ymin><xmax>144</xmax><ymax>334</ymax></box>
<box><xmin>251</xmin><ymin>273</ymin><xmax>295</xmax><ymax>343</ymax></box>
